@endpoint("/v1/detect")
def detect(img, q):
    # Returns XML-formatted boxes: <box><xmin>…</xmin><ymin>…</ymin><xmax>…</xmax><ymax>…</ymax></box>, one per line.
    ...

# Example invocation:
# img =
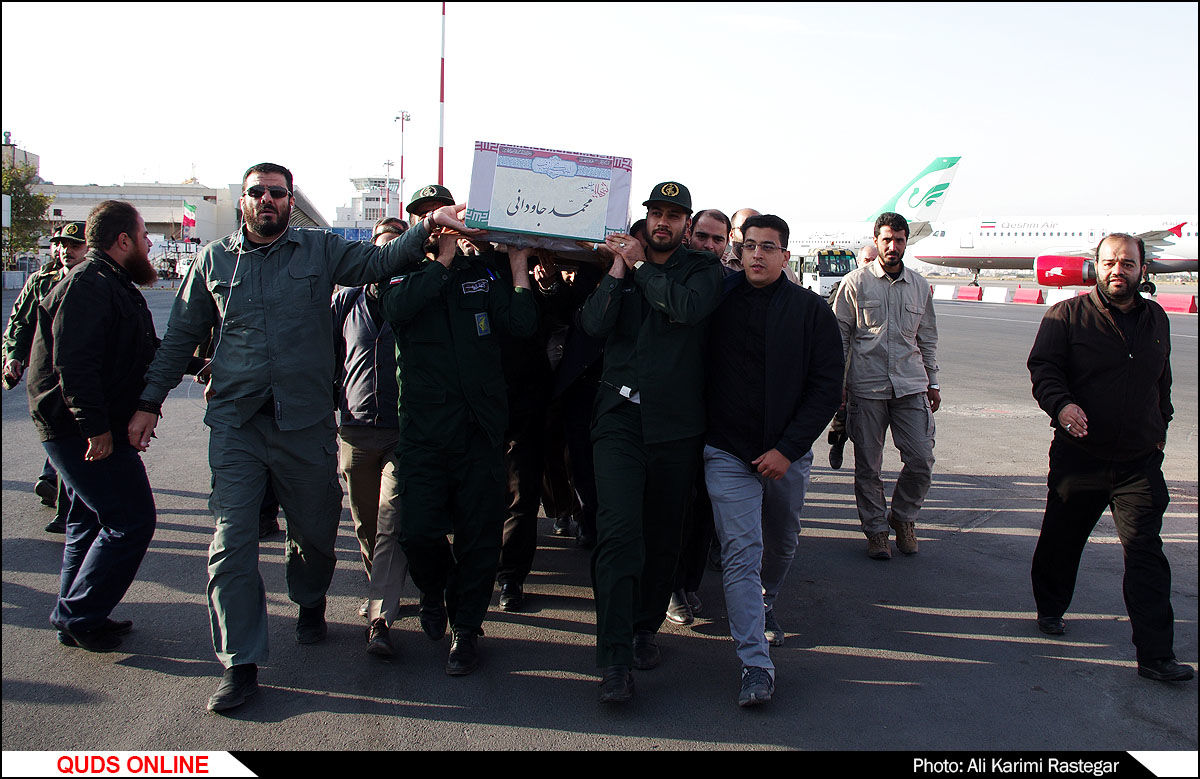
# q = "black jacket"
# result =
<box><xmin>707</xmin><ymin>272</ymin><xmax>845</xmax><ymax>463</ymax></box>
<box><xmin>332</xmin><ymin>286</ymin><xmax>399</xmax><ymax>429</ymax></box>
<box><xmin>27</xmin><ymin>250</ymin><xmax>159</xmax><ymax>441</ymax></box>
<box><xmin>1028</xmin><ymin>287</ymin><xmax>1172</xmax><ymax>462</ymax></box>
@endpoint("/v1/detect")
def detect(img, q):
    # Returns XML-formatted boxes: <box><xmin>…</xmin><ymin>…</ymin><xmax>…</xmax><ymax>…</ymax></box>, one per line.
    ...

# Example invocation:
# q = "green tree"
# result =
<box><xmin>2</xmin><ymin>162</ymin><xmax>54</xmax><ymax>270</ymax></box>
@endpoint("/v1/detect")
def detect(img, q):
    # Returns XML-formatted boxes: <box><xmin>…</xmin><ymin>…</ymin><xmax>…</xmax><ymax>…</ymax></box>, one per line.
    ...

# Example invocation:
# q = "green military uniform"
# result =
<box><xmin>140</xmin><ymin>222</ymin><xmax>431</xmax><ymax>668</ymax></box>
<box><xmin>582</xmin><ymin>239</ymin><xmax>722</xmax><ymax>669</ymax></box>
<box><xmin>380</xmin><ymin>250</ymin><xmax>537</xmax><ymax>634</ymax></box>
<box><xmin>3</xmin><ymin>261</ymin><xmax>65</xmax><ymax>368</ymax></box>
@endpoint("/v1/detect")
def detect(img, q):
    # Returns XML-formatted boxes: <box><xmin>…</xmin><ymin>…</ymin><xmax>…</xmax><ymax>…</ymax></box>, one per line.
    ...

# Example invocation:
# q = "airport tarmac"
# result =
<box><xmin>1</xmin><ymin>287</ymin><xmax>1196</xmax><ymax>754</ymax></box>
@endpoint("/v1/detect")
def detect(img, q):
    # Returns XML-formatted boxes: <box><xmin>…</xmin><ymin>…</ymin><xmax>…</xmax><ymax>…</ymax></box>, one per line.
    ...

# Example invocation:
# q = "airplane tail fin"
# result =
<box><xmin>869</xmin><ymin>156</ymin><xmax>961</xmax><ymax>224</ymax></box>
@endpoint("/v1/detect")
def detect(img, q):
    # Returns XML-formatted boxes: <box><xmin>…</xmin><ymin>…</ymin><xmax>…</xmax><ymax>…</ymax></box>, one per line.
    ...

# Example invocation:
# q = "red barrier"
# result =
<box><xmin>955</xmin><ymin>286</ymin><xmax>983</xmax><ymax>301</ymax></box>
<box><xmin>1012</xmin><ymin>287</ymin><xmax>1044</xmax><ymax>305</ymax></box>
<box><xmin>1157</xmin><ymin>293</ymin><xmax>1198</xmax><ymax>314</ymax></box>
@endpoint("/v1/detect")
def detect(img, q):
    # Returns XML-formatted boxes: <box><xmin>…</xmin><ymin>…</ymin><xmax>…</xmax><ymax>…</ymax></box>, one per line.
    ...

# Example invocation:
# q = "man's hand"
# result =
<box><xmin>429</xmin><ymin>203</ymin><xmax>485</xmax><ymax>236</ymax></box>
<box><xmin>927</xmin><ymin>386</ymin><xmax>941</xmax><ymax>413</ymax></box>
<box><xmin>434</xmin><ymin>233</ymin><xmax>458</xmax><ymax>268</ymax></box>
<box><xmin>85</xmin><ymin>431</ymin><xmax>113</xmax><ymax>461</ymax></box>
<box><xmin>3</xmin><ymin>358</ymin><xmax>24</xmax><ymax>387</ymax></box>
<box><xmin>1057</xmin><ymin>403</ymin><xmax>1088</xmax><ymax>438</ymax></box>
<box><xmin>605</xmin><ymin>233</ymin><xmax>647</xmax><ymax>269</ymax></box>
<box><xmin>128</xmin><ymin>410</ymin><xmax>159</xmax><ymax>452</ymax></box>
<box><xmin>752</xmin><ymin>449</ymin><xmax>792</xmax><ymax>480</ymax></box>
<box><xmin>507</xmin><ymin>246</ymin><xmax>533</xmax><ymax>290</ymax></box>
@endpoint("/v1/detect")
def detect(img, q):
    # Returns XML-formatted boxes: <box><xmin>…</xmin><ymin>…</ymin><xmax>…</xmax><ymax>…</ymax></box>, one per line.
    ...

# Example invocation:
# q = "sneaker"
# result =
<box><xmin>34</xmin><ymin>478</ymin><xmax>57</xmax><ymax>507</ymax></box>
<box><xmin>684</xmin><ymin>591</ymin><xmax>703</xmax><ymax>616</ymax></box>
<box><xmin>632</xmin><ymin>630</ymin><xmax>661</xmax><ymax>670</ymax></box>
<box><xmin>296</xmin><ymin>599</ymin><xmax>327</xmax><ymax>644</ymax></box>
<box><xmin>764</xmin><ymin>609</ymin><xmax>784</xmax><ymax>647</ymax></box>
<box><xmin>666</xmin><ymin>589</ymin><xmax>693</xmax><ymax>625</ymax></box>
<box><xmin>446</xmin><ymin>628</ymin><xmax>480</xmax><ymax>676</ymax></box>
<box><xmin>419</xmin><ymin>590</ymin><xmax>448</xmax><ymax>640</ymax></box>
<box><xmin>889</xmin><ymin>515</ymin><xmax>918</xmax><ymax>555</ymax></box>
<box><xmin>598</xmin><ymin>665</ymin><xmax>634</xmax><ymax>703</ymax></box>
<box><xmin>1137</xmin><ymin>657</ymin><xmax>1194</xmax><ymax>682</ymax></box>
<box><xmin>207</xmin><ymin>663</ymin><xmax>258</xmax><ymax>712</ymax></box>
<box><xmin>867</xmin><ymin>531</ymin><xmax>891</xmax><ymax>560</ymax></box>
<box><xmin>738</xmin><ymin>666</ymin><xmax>774</xmax><ymax>707</ymax></box>
<box><xmin>365</xmin><ymin>618</ymin><xmax>394</xmax><ymax>659</ymax></box>
<box><xmin>1036</xmin><ymin>616</ymin><xmax>1067</xmax><ymax>636</ymax></box>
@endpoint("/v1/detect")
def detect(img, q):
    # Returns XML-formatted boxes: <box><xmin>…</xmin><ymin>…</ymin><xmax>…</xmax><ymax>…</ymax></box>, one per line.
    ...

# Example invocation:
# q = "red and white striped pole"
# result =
<box><xmin>438</xmin><ymin>1</ymin><xmax>446</xmax><ymax>186</ymax></box>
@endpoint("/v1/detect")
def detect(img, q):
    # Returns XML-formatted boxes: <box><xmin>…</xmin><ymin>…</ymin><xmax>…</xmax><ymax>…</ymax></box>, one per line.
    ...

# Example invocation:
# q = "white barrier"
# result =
<box><xmin>932</xmin><ymin>284</ymin><xmax>956</xmax><ymax>300</ymax></box>
<box><xmin>981</xmin><ymin>287</ymin><xmax>1009</xmax><ymax>303</ymax></box>
<box><xmin>1045</xmin><ymin>289</ymin><xmax>1077</xmax><ymax>306</ymax></box>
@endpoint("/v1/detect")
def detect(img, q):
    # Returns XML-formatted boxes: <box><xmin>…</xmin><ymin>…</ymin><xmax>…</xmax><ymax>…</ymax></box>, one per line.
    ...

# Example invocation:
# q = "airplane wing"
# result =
<box><xmin>1138</xmin><ymin>222</ymin><xmax>1188</xmax><ymax>255</ymax></box>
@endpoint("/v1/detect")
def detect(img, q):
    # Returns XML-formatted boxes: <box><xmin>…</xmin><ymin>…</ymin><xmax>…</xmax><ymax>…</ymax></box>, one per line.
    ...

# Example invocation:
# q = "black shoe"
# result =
<box><xmin>1137</xmin><ymin>657</ymin><xmax>1194</xmax><ymax>682</ymax></box>
<box><xmin>34</xmin><ymin>479</ymin><xmax>57</xmax><ymax>507</ymax></box>
<box><xmin>498</xmin><ymin>582</ymin><xmax>525</xmax><ymax>612</ymax></box>
<box><xmin>44</xmin><ymin>517</ymin><xmax>66</xmax><ymax>534</ymax></box>
<box><xmin>296</xmin><ymin>599</ymin><xmax>327</xmax><ymax>644</ymax></box>
<box><xmin>365</xmin><ymin>618</ymin><xmax>394</xmax><ymax>659</ymax></box>
<box><xmin>666</xmin><ymin>589</ymin><xmax>693</xmax><ymax>625</ymax></box>
<box><xmin>55</xmin><ymin>622</ymin><xmax>123</xmax><ymax>652</ymax></box>
<box><xmin>598</xmin><ymin>665</ymin><xmax>634</xmax><ymax>703</ymax></box>
<box><xmin>446</xmin><ymin>628</ymin><xmax>480</xmax><ymax>676</ymax></box>
<box><xmin>57</xmin><ymin>618</ymin><xmax>133</xmax><ymax>647</ymax></box>
<box><xmin>419</xmin><ymin>591</ymin><xmax>448</xmax><ymax>641</ymax></box>
<box><xmin>632</xmin><ymin>630</ymin><xmax>661</xmax><ymax>670</ymax></box>
<box><xmin>207</xmin><ymin>663</ymin><xmax>258</xmax><ymax>712</ymax></box>
<box><xmin>828</xmin><ymin>433</ymin><xmax>846</xmax><ymax>470</ymax></box>
<box><xmin>1037</xmin><ymin>616</ymin><xmax>1066</xmax><ymax>636</ymax></box>
<box><xmin>258</xmin><ymin>519</ymin><xmax>281</xmax><ymax>539</ymax></box>
<box><xmin>358</xmin><ymin>599</ymin><xmax>369</xmax><ymax>619</ymax></box>
<box><xmin>575</xmin><ymin>530</ymin><xmax>596</xmax><ymax>550</ymax></box>
<box><xmin>553</xmin><ymin>516</ymin><xmax>572</xmax><ymax>536</ymax></box>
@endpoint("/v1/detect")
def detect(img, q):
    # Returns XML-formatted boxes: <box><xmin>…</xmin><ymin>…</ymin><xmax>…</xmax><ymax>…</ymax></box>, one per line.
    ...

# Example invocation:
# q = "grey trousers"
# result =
<box><xmin>846</xmin><ymin>392</ymin><xmax>935</xmax><ymax>535</ymax></box>
<box><xmin>367</xmin><ymin>452</ymin><xmax>411</xmax><ymax>625</ymax></box>
<box><xmin>337</xmin><ymin>425</ymin><xmax>401</xmax><ymax>576</ymax></box>
<box><xmin>207</xmin><ymin>415</ymin><xmax>343</xmax><ymax>668</ymax></box>
<box><xmin>703</xmin><ymin>444</ymin><xmax>812</xmax><ymax>672</ymax></box>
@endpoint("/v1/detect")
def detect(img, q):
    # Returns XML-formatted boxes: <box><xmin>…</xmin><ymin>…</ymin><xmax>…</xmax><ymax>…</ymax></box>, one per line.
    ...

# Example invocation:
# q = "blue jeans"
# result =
<box><xmin>703</xmin><ymin>445</ymin><xmax>812</xmax><ymax>672</ymax></box>
<box><xmin>43</xmin><ymin>436</ymin><xmax>156</xmax><ymax>632</ymax></box>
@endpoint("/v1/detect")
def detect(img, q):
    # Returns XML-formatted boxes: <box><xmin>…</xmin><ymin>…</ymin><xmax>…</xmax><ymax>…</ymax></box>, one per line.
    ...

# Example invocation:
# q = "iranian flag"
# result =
<box><xmin>182</xmin><ymin>200</ymin><xmax>197</xmax><ymax>227</ymax></box>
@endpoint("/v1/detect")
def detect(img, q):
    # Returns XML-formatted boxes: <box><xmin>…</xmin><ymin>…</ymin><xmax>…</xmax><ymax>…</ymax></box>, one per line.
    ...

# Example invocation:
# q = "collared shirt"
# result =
<box><xmin>141</xmin><ymin>222</ymin><xmax>429</xmax><ymax>431</ymax></box>
<box><xmin>831</xmin><ymin>260</ymin><xmax>938</xmax><ymax>400</ymax></box>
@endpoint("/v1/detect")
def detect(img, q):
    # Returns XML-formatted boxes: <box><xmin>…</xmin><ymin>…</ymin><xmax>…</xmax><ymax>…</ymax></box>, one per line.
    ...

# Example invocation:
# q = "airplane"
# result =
<box><xmin>785</xmin><ymin>156</ymin><xmax>962</xmax><ymax>255</ymax></box>
<box><xmin>912</xmin><ymin>215</ymin><xmax>1198</xmax><ymax>293</ymax></box>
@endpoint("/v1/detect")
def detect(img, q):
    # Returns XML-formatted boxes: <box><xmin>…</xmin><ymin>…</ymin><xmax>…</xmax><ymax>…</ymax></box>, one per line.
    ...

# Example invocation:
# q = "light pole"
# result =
<box><xmin>394</xmin><ymin>110</ymin><xmax>411</xmax><ymax>207</ymax></box>
<box><xmin>383</xmin><ymin>159</ymin><xmax>394</xmax><ymax>220</ymax></box>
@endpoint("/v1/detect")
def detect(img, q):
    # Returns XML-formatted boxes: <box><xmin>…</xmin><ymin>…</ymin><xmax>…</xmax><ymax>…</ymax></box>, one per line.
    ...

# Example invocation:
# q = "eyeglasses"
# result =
<box><xmin>244</xmin><ymin>185</ymin><xmax>291</xmax><ymax>200</ymax></box>
<box><xmin>740</xmin><ymin>241</ymin><xmax>782</xmax><ymax>254</ymax></box>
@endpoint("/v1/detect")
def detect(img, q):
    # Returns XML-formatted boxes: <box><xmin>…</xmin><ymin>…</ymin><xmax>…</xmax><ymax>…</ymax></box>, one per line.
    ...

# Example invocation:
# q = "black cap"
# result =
<box><xmin>50</xmin><ymin>221</ymin><xmax>86</xmax><ymax>244</ymax></box>
<box><xmin>642</xmin><ymin>181</ymin><xmax>692</xmax><ymax>213</ymax></box>
<box><xmin>406</xmin><ymin>184</ymin><xmax>455</xmax><ymax>216</ymax></box>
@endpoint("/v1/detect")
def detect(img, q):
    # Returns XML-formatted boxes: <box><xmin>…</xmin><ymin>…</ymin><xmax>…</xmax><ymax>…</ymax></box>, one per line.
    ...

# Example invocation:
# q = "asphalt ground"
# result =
<box><xmin>1</xmin><ymin>286</ymin><xmax>1196</xmax><ymax>755</ymax></box>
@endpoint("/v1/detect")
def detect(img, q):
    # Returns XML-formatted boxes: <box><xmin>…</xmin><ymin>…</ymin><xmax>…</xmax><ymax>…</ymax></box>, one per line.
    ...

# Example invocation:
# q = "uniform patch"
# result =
<box><xmin>389</xmin><ymin>274</ymin><xmax>408</xmax><ymax>285</ymax></box>
<box><xmin>462</xmin><ymin>278</ymin><xmax>489</xmax><ymax>294</ymax></box>
<box><xmin>475</xmin><ymin>312</ymin><xmax>491</xmax><ymax>336</ymax></box>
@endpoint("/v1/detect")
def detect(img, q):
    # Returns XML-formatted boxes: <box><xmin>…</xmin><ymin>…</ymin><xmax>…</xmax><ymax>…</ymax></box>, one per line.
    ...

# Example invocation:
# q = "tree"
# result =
<box><xmin>2</xmin><ymin>162</ymin><xmax>54</xmax><ymax>270</ymax></box>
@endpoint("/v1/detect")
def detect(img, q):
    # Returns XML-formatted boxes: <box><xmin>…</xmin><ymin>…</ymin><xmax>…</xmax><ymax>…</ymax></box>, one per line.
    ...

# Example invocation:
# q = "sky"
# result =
<box><xmin>2</xmin><ymin>2</ymin><xmax>1197</xmax><ymax>225</ymax></box>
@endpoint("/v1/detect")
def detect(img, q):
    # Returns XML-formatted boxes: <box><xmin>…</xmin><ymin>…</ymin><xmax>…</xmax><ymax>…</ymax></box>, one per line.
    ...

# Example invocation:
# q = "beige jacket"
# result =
<box><xmin>831</xmin><ymin>260</ymin><xmax>938</xmax><ymax>399</ymax></box>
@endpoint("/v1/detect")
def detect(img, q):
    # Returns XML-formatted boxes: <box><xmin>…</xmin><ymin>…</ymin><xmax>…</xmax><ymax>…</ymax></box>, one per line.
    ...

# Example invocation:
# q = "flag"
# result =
<box><xmin>182</xmin><ymin>200</ymin><xmax>197</xmax><ymax>227</ymax></box>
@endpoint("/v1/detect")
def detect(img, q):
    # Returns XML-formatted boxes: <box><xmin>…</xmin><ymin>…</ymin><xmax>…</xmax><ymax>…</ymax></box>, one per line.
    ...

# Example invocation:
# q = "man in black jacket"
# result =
<box><xmin>26</xmin><ymin>201</ymin><xmax>159</xmax><ymax>653</ymax></box>
<box><xmin>703</xmin><ymin>214</ymin><xmax>844</xmax><ymax>706</ymax></box>
<box><xmin>1027</xmin><ymin>232</ymin><xmax>1191</xmax><ymax>683</ymax></box>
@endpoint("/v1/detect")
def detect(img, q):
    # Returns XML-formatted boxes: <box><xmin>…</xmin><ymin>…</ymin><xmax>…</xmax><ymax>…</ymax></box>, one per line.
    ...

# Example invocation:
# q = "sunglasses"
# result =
<box><xmin>244</xmin><ymin>185</ymin><xmax>291</xmax><ymax>200</ymax></box>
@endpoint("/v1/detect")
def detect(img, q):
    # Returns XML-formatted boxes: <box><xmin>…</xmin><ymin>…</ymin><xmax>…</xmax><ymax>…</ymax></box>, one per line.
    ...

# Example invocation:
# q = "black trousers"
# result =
<box><xmin>673</xmin><ymin>469</ymin><xmax>714</xmax><ymax>593</ymax></box>
<box><xmin>497</xmin><ymin>396</ymin><xmax>547</xmax><ymax>586</ymax></box>
<box><xmin>1031</xmin><ymin>440</ymin><xmax>1175</xmax><ymax>661</ymax></box>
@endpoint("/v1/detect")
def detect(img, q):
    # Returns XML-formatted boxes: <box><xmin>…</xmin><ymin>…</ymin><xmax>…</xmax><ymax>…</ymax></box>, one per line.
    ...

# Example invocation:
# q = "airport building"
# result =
<box><xmin>332</xmin><ymin>177</ymin><xmax>404</xmax><ymax>241</ymax></box>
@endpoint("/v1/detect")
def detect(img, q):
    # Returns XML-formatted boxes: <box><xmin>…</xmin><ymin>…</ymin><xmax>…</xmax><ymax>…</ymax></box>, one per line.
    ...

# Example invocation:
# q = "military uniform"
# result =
<box><xmin>140</xmin><ymin>222</ymin><xmax>431</xmax><ymax>668</ymax></box>
<box><xmin>582</xmin><ymin>201</ymin><xmax>722</xmax><ymax>669</ymax></box>
<box><xmin>380</xmin><ymin>250</ymin><xmax>537</xmax><ymax>636</ymax></box>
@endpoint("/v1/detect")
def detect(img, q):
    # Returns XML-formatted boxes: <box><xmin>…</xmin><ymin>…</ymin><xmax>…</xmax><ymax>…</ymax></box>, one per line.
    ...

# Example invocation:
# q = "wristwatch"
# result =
<box><xmin>633</xmin><ymin>260</ymin><xmax>645</xmax><ymax>271</ymax></box>
<box><xmin>928</xmin><ymin>384</ymin><xmax>940</xmax><ymax>390</ymax></box>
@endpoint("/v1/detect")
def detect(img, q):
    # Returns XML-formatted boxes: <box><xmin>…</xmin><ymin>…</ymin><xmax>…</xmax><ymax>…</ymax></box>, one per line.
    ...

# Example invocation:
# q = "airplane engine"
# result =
<box><xmin>1035</xmin><ymin>255</ymin><xmax>1095</xmax><ymax>287</ymax></box>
